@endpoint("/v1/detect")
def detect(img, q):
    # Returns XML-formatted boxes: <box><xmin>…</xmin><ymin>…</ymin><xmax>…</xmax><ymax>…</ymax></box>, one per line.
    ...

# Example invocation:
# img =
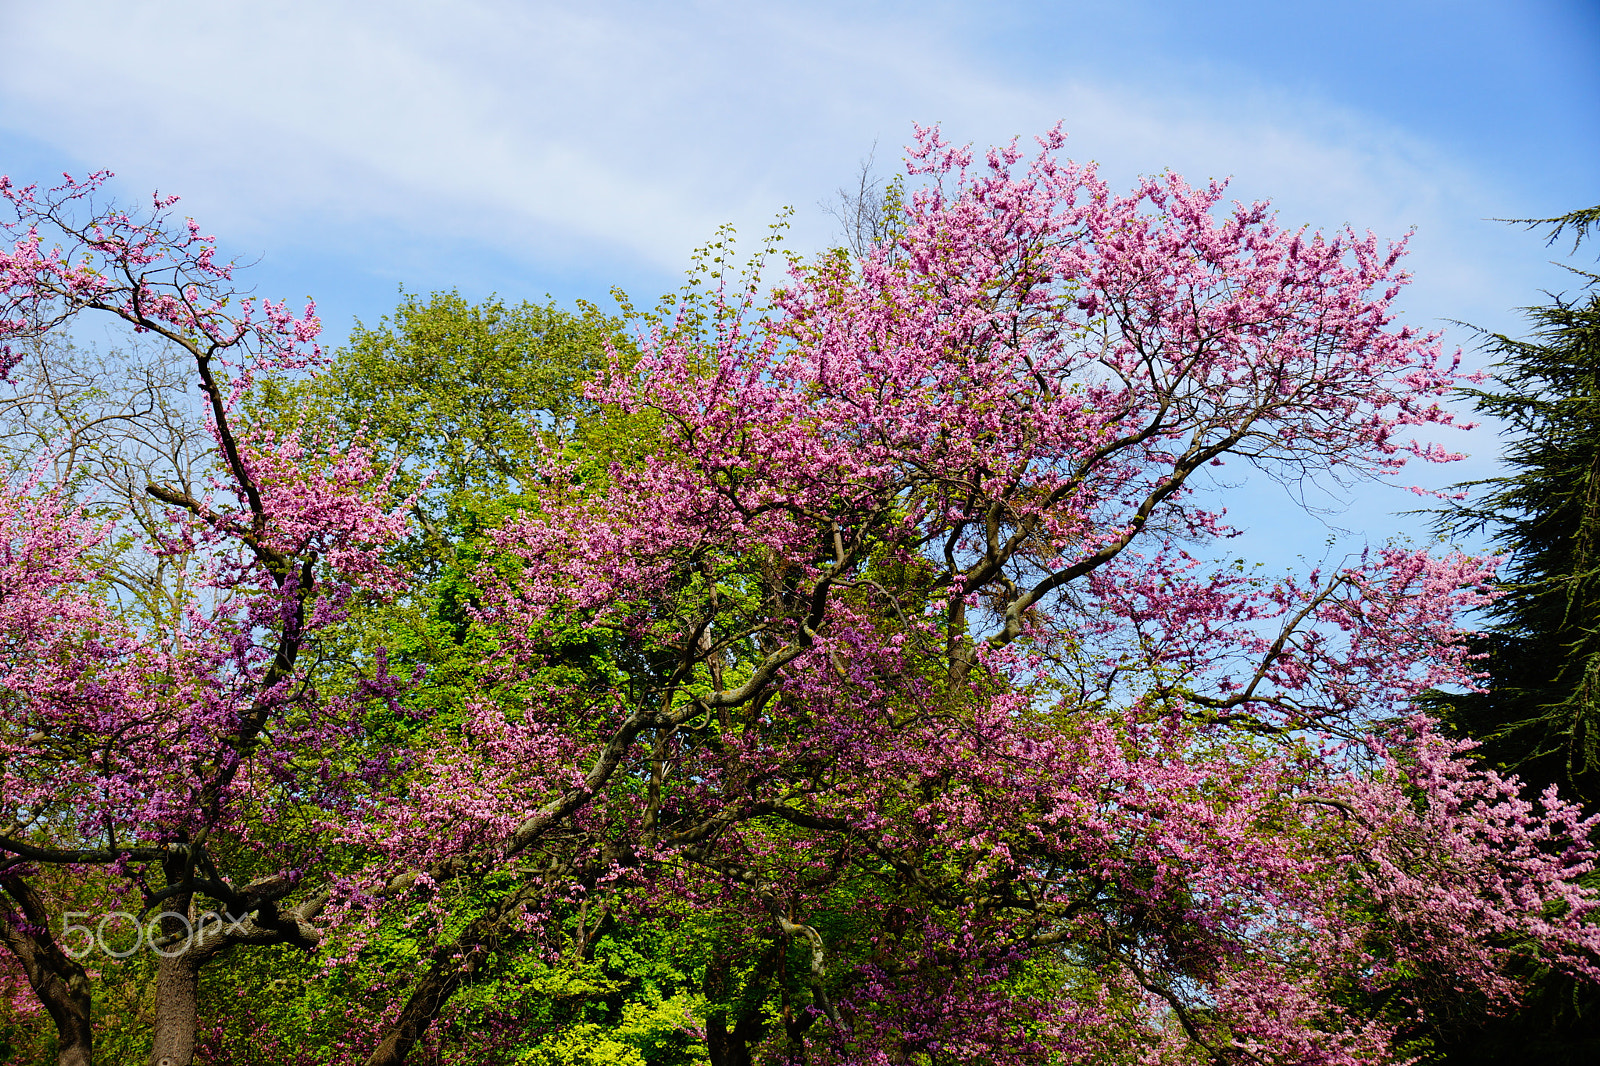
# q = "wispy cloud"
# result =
<box><xmin>1</xmin><ymin>0</ymin><xmax>1588</xmax><ymax>559</ymax></box>
<box><xmin>0</xmin><ymin>0</ymin><xmax>1543</xmax><ymax>290</ymax></box>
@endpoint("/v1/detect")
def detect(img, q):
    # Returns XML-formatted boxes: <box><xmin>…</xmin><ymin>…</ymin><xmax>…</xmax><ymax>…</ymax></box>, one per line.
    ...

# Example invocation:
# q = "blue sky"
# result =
<box><xmin>1</xmin><ymin>0</ymin><xmax>1596</xmax><ymax>565</ymax></box>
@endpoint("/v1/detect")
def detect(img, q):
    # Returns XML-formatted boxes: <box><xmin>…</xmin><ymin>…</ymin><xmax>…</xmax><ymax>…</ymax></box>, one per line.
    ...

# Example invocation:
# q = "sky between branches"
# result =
<box><xmin>0</xmin><ymin>0</ymin><xmax>1596</xmax><ymax>569</ymax></box>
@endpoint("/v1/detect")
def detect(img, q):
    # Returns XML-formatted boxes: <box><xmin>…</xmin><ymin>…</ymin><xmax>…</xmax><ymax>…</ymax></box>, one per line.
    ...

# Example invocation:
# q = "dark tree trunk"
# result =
<box><xmin>703</xmin><ymin>948</ymin><xmax>773</xmax><ymax>1066</ymax></box>
<box><xmin>706</xmin><ymin>1011</ymin><xmax>764</xmax><ymax>1066</ymax></box>
<box><xmin>0</xmin><ymin>876</ymin><xmax>94</xmax><ymax>1066</ymax></box>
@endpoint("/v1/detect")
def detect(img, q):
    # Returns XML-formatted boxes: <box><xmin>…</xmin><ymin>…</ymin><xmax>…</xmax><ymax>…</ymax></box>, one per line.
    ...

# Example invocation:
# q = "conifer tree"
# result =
<box><xmin>1434</xmin><ymin>205</ymin><xmax>1600</xmax><ymax>804</ymax></box>
<box><xmin>1427</xmin><ymin>205</ymin><xmax>1600</xmax><ymax>1066</ymax></box>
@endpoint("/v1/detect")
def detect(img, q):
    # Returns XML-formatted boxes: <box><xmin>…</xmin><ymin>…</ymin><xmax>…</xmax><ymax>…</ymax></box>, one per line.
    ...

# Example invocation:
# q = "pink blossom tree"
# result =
<box><xmin>348</xmin><ymin>129</ymin><xmax>1600</xmax><ymax>1065</ymax></box>
<box><xmin>0</xmin><ymin>173</ymin><xmax>410</xmax><ymax>1066</ymax></box>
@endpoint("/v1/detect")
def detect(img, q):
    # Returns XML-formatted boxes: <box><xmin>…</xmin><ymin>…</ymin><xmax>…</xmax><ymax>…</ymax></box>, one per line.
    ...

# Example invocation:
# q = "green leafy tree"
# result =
<box><xmin>249</xmin><ymin>289</ymin><xmax>637</xmax><ymax>581</ymax></box>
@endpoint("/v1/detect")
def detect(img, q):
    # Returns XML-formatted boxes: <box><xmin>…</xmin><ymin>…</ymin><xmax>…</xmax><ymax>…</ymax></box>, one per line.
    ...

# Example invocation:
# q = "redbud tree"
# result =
<box><xmin>340</xmin><ymin>129</ymin><xmax>1600</xmax><ymax>1066</ymax></box>
<box><xmin>0</xmin><ymin>172</ymin><xmax>409</xmax><ymax>1066</ymax></box>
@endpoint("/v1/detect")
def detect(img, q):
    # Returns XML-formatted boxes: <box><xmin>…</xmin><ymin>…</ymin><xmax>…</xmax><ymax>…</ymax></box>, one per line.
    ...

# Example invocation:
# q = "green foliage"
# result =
<box><xmin>249</xmin><ymin>289</ymin><xmax>642</xmax><ymax>582</ymax></box>
<box><xmin>674</xmin><ymin>213</ymin><xmax>799</xmax><ymax>341</ymax></box>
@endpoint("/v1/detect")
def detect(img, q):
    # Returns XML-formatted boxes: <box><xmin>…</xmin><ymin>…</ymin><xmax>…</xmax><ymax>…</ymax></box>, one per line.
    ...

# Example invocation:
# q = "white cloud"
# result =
<box><xmin>0</xmin><ymin>0</ymin><xmax>1575</xmax><ymax>560</ymax></box>
<box><xmin>1</xmin><ymin>0</ymin><xmax>1534</xmax><ymax>283</ymax></box>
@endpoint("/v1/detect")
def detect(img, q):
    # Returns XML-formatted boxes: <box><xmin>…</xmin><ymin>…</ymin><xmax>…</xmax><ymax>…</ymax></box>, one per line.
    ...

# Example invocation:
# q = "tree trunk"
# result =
<box><xmin>704</xmin><ymin>950</ymin><xmax>768</xmax><ymax>1066</ymax></box>
<box><xmin>0</xmin><ymin>876</ymin><xmax>94</xmax><ymax>1066</ymax></box>
<box><xmin>706</xmin><ymin>1011</ymin><xmax>763</xmax><ymax>1066</ymax></box>
<box><xmin>147</xmin><ymin>855</ymin><xmax>199</xmax><ymax>1066</ymax></box>
<box><xmin>147</xmin><ymin>948</ymin><xmax>201</xmax><ymax>1066</ymax></box>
